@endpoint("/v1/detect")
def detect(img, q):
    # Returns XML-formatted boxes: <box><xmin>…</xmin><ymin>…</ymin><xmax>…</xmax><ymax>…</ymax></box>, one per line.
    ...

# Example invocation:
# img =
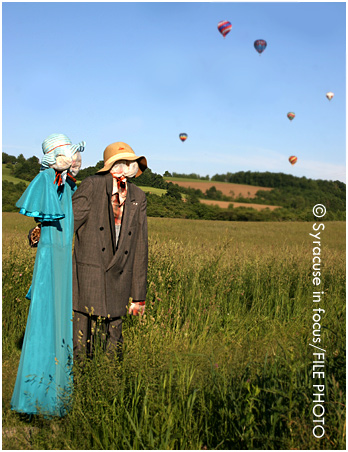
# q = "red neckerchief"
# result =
<box><xmin>111</xmin><ymin>175</ymin><xmax>127</xmax><ymax>226</ymax></box>
<box><xmin>54</xmin><ymin>170</ymin><xmax>76</xmax><ymax>186</ymax></box>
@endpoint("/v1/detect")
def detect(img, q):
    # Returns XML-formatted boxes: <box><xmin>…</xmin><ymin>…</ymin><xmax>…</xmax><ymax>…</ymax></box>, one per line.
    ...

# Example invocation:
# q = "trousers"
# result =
<box><xmin>73</xmin><ymin>310</ymin><xmax>123</xmax><ymax>358</ymax></box>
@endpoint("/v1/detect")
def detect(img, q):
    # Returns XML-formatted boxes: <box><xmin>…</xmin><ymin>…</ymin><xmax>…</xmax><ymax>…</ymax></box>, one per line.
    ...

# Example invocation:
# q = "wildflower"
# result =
<box><xmin>214</xmin><ymin>363</ymin><xmax>219</xmax><ymax>368</ymax></box>
<box><xmin>19</xmin><ymin>273</ymin><xmax>22</xmax><ymax>277</ymax></box>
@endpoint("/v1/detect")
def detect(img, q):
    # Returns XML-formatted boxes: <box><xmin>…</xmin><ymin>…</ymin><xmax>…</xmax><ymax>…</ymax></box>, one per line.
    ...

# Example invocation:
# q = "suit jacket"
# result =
<box><xmin>72</xmin><ymin>172</ymin><xmax>148</xmax><ymax>317</ymax></box>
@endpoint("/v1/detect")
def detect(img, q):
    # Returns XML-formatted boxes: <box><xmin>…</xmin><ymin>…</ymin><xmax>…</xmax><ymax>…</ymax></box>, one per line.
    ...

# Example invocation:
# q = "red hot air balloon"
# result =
<box><xmin>287</xmin><ymin>112</ymin><xmax>295</xmax><ymax>121</ymax></box>
<box><xmin>217</xmin><ymin>21</ymin><xmax>232</xmax><ymax>38</ymax></box>
<box><xmin>179</xmin><ymin>133</ymin><xmax>188</xmax><ymax>142</ymax></box>
<box><xmin>254</xmin><ymin>39</ymin><xmax>267</xmax><ymax>54</ymax></box>
<box><xmin>289</xmin><ymin>156</ymin><xmax>297</xmax><ymax>165</ymax></box>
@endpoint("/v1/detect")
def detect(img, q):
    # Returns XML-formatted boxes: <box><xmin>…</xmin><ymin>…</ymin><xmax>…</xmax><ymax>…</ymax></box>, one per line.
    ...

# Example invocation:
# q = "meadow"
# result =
<box><xmin>2</xmin><ymin>213</ymin><xmax>346</xmax><ymax>450</ymax></box>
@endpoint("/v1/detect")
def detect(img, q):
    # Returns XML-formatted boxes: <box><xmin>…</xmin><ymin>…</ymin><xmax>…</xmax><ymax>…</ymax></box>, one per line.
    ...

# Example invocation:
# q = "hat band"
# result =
<box><xmin>104</xmin><ymin>152</ymin><xmax>139</xmax><ymax>168</ymax></box>
<box><xmin>46</xmin><ymin>143</ymin><xmax>70</xmax><ymax>154</ymax></box>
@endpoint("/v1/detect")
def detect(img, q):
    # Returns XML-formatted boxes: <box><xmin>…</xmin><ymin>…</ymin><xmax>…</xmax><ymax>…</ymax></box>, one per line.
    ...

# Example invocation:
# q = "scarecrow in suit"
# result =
<box><xmin>72</xmin><ymin>142</ymin><xmax>148</xmax><ymax>357</ymax></box>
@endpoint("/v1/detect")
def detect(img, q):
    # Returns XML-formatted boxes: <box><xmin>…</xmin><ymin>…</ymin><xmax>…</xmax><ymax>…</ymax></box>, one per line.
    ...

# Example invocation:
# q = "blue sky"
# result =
<box><xmin>2</xmin><ymin>1</ymin><xmax>346</xmax><ymax>182</ymax></box>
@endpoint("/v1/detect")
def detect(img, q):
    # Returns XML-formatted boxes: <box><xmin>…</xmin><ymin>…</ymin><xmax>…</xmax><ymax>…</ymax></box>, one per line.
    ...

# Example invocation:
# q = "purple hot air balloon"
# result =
<box><xmin>217</xmin><ymin>20</ymin><xmax>232</xmax><ymax>38</ymax></box>
<box><xmin>254</xmin><ymin>39</ymin><xmax>267</xmax><ymax>54</ymax></box>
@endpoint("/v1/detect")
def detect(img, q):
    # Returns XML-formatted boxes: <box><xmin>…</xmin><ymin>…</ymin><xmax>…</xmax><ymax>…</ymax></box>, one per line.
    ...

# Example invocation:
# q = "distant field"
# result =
<box><xmin>137</xmin><ymin>186</ymin><xmax>166</xmax><ymax>196</ymax></box>
<box><xmin>2</xmin><ymin>165</ymin><xmax>29</xmax><ymax>186</ymax></box>
<box><xmin>165</xmin><ymin>178</ymin><xmax>273</xmax><ymax>198</ymax></box>
<box><xmin>200</xmin><ymin>199</ymin><xmax>281</xmax><ymax>211</ymax></box>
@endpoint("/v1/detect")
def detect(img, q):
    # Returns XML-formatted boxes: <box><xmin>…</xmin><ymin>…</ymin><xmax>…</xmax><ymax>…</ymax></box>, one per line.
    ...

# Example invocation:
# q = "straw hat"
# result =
<box><xmin>41</xmin><ymin>133</ymin><xmax>85</xmax><ymax>169</ymax></box>
<box><xmin>97</xmin><ymin>142</ymin><xmax>147</xmax><ymax>177</ymax></box>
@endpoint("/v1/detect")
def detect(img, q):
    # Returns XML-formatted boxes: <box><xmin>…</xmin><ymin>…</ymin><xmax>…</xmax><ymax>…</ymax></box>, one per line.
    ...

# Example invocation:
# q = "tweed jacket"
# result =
<box><xmin>72</xmin><ymin>172</ymin><xmax>148</xmax><ymax>318</ymax></box>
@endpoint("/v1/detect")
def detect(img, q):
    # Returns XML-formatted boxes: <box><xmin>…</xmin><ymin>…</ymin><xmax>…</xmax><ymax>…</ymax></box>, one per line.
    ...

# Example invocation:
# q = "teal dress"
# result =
<box><xmin>11</xmin><ymin>168</ymin><xmax>75</xmax><ymax>417</ymax></box>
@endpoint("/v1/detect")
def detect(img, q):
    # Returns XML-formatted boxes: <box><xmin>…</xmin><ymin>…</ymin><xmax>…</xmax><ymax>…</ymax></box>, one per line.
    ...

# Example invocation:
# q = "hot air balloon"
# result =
<box><xmin>326</xmin><ymin>92</ymin><xmax>334</xmax><ymax>101</ymax></box>
<box><xmin>287</xmin><ymin>112</ymin><xmax>295</xmax><ymax>121</ymax></box>
<box><xmin>254</xmin><ymin>39</ymin><xmax>267</xmax><ymax>54</ymax></box>
<box><xmin>217</xmin><ymin>21</ymin><xmax>232</xmax><ymax>38</ymax></box>
<box><xmin>289</xmin><ymin>156</ymin><xmax>297</xmax><ymax>165</ymax></box>
<box><xmin>179</xmin><ymin>133</ymin><xmax>188</xmax><ymax>142</ymax></box>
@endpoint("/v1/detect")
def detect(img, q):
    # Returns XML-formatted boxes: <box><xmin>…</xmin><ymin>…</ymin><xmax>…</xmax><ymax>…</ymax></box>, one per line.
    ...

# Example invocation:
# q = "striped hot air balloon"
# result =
<box><xmin>179</xmin><ymin>133</ymin><xmax>188</xmax><ymax>142</ymax></box>
<box><xmin>326</xmin><ymin>92</ymin><xmax>334</xmax><ymax>101</ymax></box>
<box><xmin>254</xmin><ymin>39</ymin><xmax>267</xmax><ymax>54</ymax></box>
<box><xmin>217</xmin><ymin>20</ymin><xmax>232</xmax><ymax>38</ymax></box>
<box><xmin>287</xmin><ymin>112</ymin><xmax>295</xmax><ymax>121</ymax></box>
<box><xmin>289</xmin><ymin>156</ymin><xmax>297</xmax><ymax>165</ymax></box>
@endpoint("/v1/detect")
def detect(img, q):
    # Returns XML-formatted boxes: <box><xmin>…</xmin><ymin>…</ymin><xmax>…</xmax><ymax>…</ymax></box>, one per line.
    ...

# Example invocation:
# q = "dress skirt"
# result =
<box><xmin>11</xmin><ymin>168</ymin><xmax>75</xmax><ymax>416</ymax></box>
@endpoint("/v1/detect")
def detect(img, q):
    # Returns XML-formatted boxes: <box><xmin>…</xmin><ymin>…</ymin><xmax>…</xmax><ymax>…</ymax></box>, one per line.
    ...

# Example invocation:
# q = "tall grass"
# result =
<box><xmin>2</xmin><ymin>214</ymin><xmax>346</xmax><ymax>449</ymax></box>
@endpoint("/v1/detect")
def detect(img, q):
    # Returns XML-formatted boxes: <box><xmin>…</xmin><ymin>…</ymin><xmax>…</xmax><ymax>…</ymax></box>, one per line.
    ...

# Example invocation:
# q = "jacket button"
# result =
<box><xmin>102</xmin><ymin>248</ymin><xmax>105</xmax><ymax>252</ymax></box>
<box><xmin>128</xmin><ymin>231</ymin><xmax>132</xmax><ymax>235</ymax></box>
<box><xmin>125</xmin><ymin>250</ymin><xmax>128</xmax><ymax>255</ymax></box>
<box><xmin>100</xmin><ymin>227</ymin><xmax>104</xmax><ymax>231</ymax></box>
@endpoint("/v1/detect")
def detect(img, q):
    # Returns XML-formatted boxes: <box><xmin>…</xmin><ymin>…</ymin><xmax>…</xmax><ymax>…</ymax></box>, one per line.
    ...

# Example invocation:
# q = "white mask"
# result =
<box><xmin>50</xmin><ymin>154</ymin><xmax>72</xmax><ymax>172</ymax></box>
<box><xmin>69</xmin><ymin>152</ymin><xmax>82</xmax><ymax>177</ymax></box>
<box><xmin>111</xmin><ymin>160</ymin><xmax>139</xmax><ymax>178</ymax></box>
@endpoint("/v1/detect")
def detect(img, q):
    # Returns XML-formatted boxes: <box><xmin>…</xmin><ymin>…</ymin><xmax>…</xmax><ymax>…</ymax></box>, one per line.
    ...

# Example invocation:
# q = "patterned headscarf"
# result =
<box><xmin>41</xmin><ymin>133</ymin><xmax>85</xmax><ymax>171</ymax></box>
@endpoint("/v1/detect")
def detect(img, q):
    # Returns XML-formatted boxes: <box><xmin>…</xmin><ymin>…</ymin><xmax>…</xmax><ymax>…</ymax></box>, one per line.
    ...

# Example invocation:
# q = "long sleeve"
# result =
<box><xmin>16</xmin><ymin>169</ymin><xmax>65</xmax><ymax>221</ymax></box>
<box><xmin>72</xmin><ymin>178</ymin><xmax>94</xmax><ymax>232</ymax></box>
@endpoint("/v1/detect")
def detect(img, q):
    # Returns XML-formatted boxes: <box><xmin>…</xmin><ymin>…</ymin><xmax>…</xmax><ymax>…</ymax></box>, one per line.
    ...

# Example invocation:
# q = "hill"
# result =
<box><xmin>2</xmin><ymin>164</ymin><xmax>30</xmax><ymax>186</ymax></box>
<box><xmin>165</xmin><ymin>177</ymin><xmax>273</xmax><ymax>199</ymax></box>
<box><xmin>2</xmin><ymin>153</ymin><xmax>345</xmax><ymax>221</ymax></box>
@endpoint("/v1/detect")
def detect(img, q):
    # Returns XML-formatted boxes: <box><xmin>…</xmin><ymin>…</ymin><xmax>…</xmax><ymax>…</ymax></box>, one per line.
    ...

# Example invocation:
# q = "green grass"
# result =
<box><xmin>165</xmin><ymin>176</ymin><xmax>260</xmax><ymax>186</ymax></box>
<box><xmin>137</xmin><ymin>186</ymin><xmax>167</xmax><ymax>196</ymax></box>
<box><xmin>2</xmin><ymin>165</ymin><xmax>30</xmax><ymax>186</ymax></box>
<box><xmin>165</xmin><ymin>176</ymin><xmax>212</xmax><ymax>183</ymax></box>
<box><xmin>2</xmin><ymin>214</ymin><xmax>346</xmax><ymax>449</ymax></box>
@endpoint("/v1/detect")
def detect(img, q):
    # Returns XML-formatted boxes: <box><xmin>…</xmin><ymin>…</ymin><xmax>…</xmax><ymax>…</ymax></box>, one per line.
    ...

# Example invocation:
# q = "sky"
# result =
<box><xmin>2</xmin><ymin>1</ymin><xmax>346</xmax><ymax>182</ymax></box>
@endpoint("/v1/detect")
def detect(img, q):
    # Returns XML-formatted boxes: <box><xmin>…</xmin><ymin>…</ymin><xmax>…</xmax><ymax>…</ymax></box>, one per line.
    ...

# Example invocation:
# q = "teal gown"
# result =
<box><xmin>11</xmin><ymin>168</ymin><xmax>75</xmax><ymax>417</ymax></box>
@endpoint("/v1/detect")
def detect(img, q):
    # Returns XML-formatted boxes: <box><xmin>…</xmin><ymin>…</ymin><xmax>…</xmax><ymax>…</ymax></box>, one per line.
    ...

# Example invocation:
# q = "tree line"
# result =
<box><xmin>2</xmin><ymin>152</ymin><xmax>346</xmax><ymax>221</ymax></box>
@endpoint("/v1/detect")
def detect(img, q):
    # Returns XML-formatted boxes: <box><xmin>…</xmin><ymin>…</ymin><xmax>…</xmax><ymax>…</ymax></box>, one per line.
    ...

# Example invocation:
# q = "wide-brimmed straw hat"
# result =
<box><xmin>41</xmin><ymin>133</ymin><xmax>85</xmax><ymax>169</ymax></box>
<box><xmin>97</xmin><ymin>142</ymin><xmax>147</xmax><ymax>177</ymax></box>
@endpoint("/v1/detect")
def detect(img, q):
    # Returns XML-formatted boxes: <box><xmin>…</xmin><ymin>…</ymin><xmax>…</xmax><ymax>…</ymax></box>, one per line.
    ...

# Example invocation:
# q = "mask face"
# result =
<box><xmin>51</xmin><ymin>154</ymin><xmax>72</xmax><ymax>171</ymax></box>
<box><xmin>70</xmin><ymin>152</ymin><xmax>82</xmax><ymax>176</ymax></box>
<box><xmin>111</xmin><ymin>160</ymin><xmax>139</xmax><ymax>178</ymax></box>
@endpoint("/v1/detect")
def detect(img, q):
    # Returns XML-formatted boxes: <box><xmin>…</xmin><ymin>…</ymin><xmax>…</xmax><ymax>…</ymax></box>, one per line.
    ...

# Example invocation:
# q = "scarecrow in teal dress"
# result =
<box><xmin>11</xmin><ymin>134</ymin><xmax>85</xmax><ymax>417</ymax></box>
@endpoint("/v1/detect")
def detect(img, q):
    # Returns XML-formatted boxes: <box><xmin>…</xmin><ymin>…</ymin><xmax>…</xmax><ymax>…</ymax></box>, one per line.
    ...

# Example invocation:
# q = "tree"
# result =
<box><xmin>166</xmin><ymin>183</ymin><xmax>182</xmax><ymax>200</ymax></box>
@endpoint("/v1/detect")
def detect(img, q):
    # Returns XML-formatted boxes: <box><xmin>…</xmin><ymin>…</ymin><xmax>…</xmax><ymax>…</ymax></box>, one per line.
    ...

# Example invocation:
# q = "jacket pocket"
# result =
<box><xmin>76</xmin><ymin>262</ymin><xmax>105</xmax><ymax>312</ymax></box>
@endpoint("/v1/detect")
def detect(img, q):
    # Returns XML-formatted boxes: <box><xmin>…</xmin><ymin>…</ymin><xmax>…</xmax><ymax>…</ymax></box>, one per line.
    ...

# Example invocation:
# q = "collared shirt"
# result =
<box><xmin>111</xmin><ymin>176</ymin><xmax>127</xmax><ymax>246</ymax></box>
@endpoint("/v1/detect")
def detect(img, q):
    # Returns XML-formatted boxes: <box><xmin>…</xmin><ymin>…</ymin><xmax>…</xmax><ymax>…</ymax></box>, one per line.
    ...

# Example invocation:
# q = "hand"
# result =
<box><xmin>128</xmin><ymin>301</ymin><xmax>145</xmax><ymax>316</ymax></box>
<box><xmin>28</xmin><ymin>225</ymin><xmax>41</xmax><ymax>247</ymax></box>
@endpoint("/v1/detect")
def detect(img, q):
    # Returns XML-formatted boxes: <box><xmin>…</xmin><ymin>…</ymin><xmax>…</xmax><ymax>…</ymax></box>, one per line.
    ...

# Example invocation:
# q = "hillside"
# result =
<box><xmin>2</xmin><ymin>154</ymin><xmax>345</xmax><ymax>221</ymax></box>
<box><xmin>165</xmin><ymin>178</ymin><xmax>273</xmax><ymax>199</ymax></box>
<box><xmin>2</xmin><ymin>165</ymin><xmax>30</xmax><ymax>186</ymax></box>
<box><xmin>201</xmin><ymin>200</ymin><xmax>280</xmax><ymax>211</ymax></box>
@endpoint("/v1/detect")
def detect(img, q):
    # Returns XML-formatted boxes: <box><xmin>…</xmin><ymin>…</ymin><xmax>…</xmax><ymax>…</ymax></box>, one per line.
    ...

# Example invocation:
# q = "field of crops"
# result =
<box><xmin>2</xmin><ymin>213</ymin><xmax>346</xmax><ymax>450</ymax></box>
<box><xmin>200</xmin><ymin>199</ymin><xmax>280</xmax><ymax>211</ymax></box>
<box><xmin>165</xmin><ymin>177</ymin><xmax>273</xmax><ymax>198</ymax></box>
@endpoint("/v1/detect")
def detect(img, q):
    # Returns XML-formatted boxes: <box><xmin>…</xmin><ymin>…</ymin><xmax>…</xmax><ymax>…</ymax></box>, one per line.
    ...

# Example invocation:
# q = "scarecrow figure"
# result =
<box><xmin>11</xmin><ymin>134</ymin><xmax>85</xmax><ymax>416</ymax></box>
<box><xmin>72</xmin><ymin>142</ymin><xmax>148</xmax><ymax>357</ymax></box>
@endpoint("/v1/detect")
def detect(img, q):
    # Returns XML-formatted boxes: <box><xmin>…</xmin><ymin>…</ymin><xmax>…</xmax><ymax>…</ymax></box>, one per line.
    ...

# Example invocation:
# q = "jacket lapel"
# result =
<box><xmin>106</xmin><ymin>173</ymin><xmax>116</xmax><ymax>255</ymax></box>
<box><xmin>107</xmin><ymin>181</ymin><xmax>138</xmax><ymax>271</ymax></box>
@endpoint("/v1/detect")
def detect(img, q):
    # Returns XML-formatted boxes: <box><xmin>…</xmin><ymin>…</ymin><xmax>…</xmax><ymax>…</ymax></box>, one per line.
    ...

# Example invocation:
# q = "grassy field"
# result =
<box><xmin>2</xmin><ymin>213</ymin><xmax>346</xmax><ymax>450</ymax></box>
<box><xmin>137</xmin><ymin>186</ymin><xmax>167</xmax><ymax>196</ymax></box>
<box><xmin>2</xmin><ymin>165</ymin><xmax>30</xmax><ymax>186</ymax></box>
